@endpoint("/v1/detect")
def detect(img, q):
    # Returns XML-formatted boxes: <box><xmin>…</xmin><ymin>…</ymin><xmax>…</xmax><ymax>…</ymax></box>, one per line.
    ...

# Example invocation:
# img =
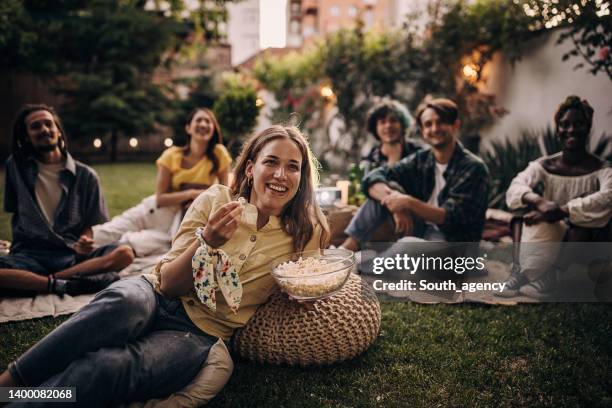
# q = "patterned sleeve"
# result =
<box><xmin>439</xmin><ymin>161</ymin><xmax>490</xmax><ymax>241</ymax></box>
<box><xmin>214</xmin><ymin>144</ymin><xmax>233</xmax><ymax>172</ymax></box>
<box><xmin>506</xmin><ymin>161</ymin><xmax>544</xmax><ymax>210</ymax></box>
<box><xmin>156</xmin><ymin>147</ymin><xmax>178</xmax><ymax>172</ymax></box>
<box><xmin>566</xmin><ymin>167</ymin><xmax>612</xmax><ymax>228</ymax></box>
<box><xmin>361</xmin><ymin>154</ymin><xmax>418</xmax><ymax>198</ymax></box>
<box><xmin>360</xmin><ymin>145</ymin><xmax>379</xmax><ymax>176</ymax></box>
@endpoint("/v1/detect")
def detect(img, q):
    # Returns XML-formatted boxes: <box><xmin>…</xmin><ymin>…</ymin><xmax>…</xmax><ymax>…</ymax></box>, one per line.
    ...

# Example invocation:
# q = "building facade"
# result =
<box><xmin>227</xmin><ymin>0</ymin><xmax>261</xmax><ymax>66</ymax></box>
<box><xmin>287</xmin><ymin>0</ymin><xmax>413</xmax><ymax>47</ymax></box>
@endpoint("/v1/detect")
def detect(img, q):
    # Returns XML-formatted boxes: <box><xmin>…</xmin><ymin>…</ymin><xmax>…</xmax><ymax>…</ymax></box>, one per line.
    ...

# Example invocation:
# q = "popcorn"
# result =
<box><xmin>273</xmin><ymin>256</ymin><xmax>348</xmax><ymax>298</ymax></box>
<box><xmin>237</xmin><ymin>197</ymin><xmax>247</xmax><ymax>221</ymax></box>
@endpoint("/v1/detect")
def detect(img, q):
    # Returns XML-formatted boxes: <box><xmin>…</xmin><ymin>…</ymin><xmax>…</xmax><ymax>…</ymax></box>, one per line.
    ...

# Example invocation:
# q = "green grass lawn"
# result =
<box><xmin>1</xmin><ymin>163</ymin><xmax>611</xmax><ymax>407</ymax></box>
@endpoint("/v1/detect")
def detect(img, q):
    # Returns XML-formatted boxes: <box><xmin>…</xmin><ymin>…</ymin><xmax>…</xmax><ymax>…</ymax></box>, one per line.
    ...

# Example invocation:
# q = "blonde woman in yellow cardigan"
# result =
<box><xmin>0</xmin><ymin>126</ymin><xmax>330</xmax><ymax>407</ymax></box>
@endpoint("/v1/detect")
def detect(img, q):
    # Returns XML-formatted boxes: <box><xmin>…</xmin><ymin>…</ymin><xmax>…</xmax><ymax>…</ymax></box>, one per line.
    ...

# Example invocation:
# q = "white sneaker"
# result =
<box><xmin>519</xmin><ymin>269</ymin><xmax>558</xmax><ymax>299</ymax></box>
<box><xmin>496</xmin><ymin>263</ymin><xmax>528</xmax><ymax>298</ymax></box>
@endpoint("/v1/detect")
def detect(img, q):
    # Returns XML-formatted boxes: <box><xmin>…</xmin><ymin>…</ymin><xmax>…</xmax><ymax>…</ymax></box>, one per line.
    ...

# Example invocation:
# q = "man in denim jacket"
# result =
<box><xmin>0</xmin><ymin>104</ymin><xmax>134</xmax><ymax>296</ymax></box>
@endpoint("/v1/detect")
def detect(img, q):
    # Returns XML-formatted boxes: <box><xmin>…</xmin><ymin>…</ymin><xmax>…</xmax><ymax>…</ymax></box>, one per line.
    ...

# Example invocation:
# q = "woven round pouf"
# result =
<box><xmin>233</xmin><ymin>274</ymin><xmax>381</xmax><ymax>366</ymax></box>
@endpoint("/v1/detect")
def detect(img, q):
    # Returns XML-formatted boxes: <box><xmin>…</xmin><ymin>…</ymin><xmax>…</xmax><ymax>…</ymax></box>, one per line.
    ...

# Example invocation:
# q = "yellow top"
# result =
<box><xmin>155</xmin><ymin>145</ymin><xmax>232</xmax><ymax>191</ymax></box>
<box><xmin>153</xmin><ymin>184</ymin><xmax>323</xmax><ymax>340</ymax></box>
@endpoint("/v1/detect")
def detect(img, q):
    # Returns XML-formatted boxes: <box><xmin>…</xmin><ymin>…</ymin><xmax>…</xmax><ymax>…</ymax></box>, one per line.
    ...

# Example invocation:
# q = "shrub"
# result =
<box><xmin>213</xmin><ymin>74</ymin><xmax>261</xmax><ymax>155</ymax></box>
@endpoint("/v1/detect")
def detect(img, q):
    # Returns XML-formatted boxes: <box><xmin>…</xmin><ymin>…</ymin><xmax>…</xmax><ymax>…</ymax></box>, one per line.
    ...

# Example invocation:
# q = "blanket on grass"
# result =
<box><xmin>0</xmin><ymin>255</ymin><xmax>162</xmax><ymax>324</ymax></box>
<box><xmin>2</xmin><ymin>256</ymin><xmax>610</xmax><ymax>324</ymax></box>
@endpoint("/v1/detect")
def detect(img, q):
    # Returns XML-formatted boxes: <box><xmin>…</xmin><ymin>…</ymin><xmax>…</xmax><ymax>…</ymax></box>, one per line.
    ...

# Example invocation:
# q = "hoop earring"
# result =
<box><xmin>247</xmin><ymin>177</ymin><xmax>252</xmax><ymax>187</ymax></box>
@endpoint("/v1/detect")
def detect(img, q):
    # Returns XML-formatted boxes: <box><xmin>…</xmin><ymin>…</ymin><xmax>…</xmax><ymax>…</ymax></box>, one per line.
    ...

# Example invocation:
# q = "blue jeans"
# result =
<box><xmin>8</xmin><ymin>276</ymin><xmax>216</xmax><ymax>407</ymax></box>
<box><xmin>0</xmin><ymin>245</ymin><xmax>119</xmax><ymax>276</ymax></box>
<box><xmin>345</xmin><ymin>198</ymin><xmax>447</xmax><ymax>246</ymax></box>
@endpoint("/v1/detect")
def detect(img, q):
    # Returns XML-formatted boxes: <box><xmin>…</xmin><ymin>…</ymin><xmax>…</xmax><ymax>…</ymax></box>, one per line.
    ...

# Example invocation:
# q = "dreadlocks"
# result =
<box><xmin>11</xmin><ymin>104</ymin><xmax>68</xmax><ymax>160</ymax></box>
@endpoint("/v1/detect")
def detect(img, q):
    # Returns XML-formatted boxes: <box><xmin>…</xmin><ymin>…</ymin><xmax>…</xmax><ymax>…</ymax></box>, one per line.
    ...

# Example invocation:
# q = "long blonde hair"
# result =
<box><xmin>231</xmin><ymin>126</ymin><xmax>330</xmax><ymax>252</ymax></box>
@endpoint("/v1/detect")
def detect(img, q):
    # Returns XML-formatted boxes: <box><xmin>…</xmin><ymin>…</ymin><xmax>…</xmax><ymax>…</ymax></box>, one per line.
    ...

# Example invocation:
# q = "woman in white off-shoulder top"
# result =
<box><xmin>504</xmin><ymin>95</ymin><xmax>611</xmax><ymax>297</ymax></box>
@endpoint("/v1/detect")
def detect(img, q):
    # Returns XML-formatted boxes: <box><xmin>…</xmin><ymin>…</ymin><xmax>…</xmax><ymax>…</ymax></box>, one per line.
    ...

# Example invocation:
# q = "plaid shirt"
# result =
<box><xmin>360</xmin><ymin>139</ymin><xmax>423</xmax><ymax>175</ymax></box>
<box><xmin>362</xmin><ymin>142</ymin><xmax>490</xmax><ymax>242</ymax></box>
<box><xmin>4</xmin><ymin>153</ymin><xmax>109</xmax><ymax>253</ymax></box>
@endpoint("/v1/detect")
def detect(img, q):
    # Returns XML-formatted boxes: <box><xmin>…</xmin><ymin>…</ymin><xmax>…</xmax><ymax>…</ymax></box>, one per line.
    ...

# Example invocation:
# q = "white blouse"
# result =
<box><xmin>506</xmin><ymin>154</ymin><xmax>612</xmax><ymax>228</ymax></box>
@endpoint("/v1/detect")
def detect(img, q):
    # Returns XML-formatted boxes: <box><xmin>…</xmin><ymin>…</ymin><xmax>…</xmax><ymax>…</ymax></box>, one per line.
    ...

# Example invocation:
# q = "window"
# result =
<box><xmin>304</xmin><ymin>26</ymin><xmax>315</xmax><ymax>37</ymax></box>
<box><xmin>330</xmin><ymin>5</ymin><xmax>340</xmax><ymax>16</ymax></box>
<box><xmin>364</xmin><ymin>10</ymin><xmax>373</xmax><ymax>27</ymax></box>
<box><xmin>290</xmin><ymin>20</ymin><xmax>300</xmax><ymax>33</ymax></box>
<box><xmin>348</xmin><ymin>5</ymin><xmax>358</xmax><ymax>17</ymax></box>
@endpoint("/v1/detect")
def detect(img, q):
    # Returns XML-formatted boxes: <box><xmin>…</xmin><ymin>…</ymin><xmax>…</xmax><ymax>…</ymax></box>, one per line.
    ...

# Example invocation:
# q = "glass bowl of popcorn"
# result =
<box><xmin>271</xmin><ymin>248</ymin><xmax>355</xmax><ymax>300</ymax></box>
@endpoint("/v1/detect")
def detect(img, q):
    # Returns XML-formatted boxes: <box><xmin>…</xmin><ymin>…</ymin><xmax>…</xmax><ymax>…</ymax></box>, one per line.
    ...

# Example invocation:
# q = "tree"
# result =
<box><xmin>318</xmin><ymin>24</ymin><xmax>418</xmax><ymax>159</ymax></box>
<box><xmin>254</xmin><ymin>1</ymin><xmax>535</xmax><ymax>162</ymax></box>
<box><xmin>254</xmin><ymin>26</ymin><xmax>419</xmax><ymax>162</ymax></box>
<box><xmin>53</xmin><ymin>3</ymin><xmax>179</xmax><ymax>161</ymax></box>
<box><xmin>169</xmin><ymin>72</ymin><xmax>219</xmax><ymax>146</ymax></box>
<box><xmin>410</xmin><ymin>0</ymin><xmax>535</xmax><ymax>135</ymax></box>
<box><xmin>0</xmin><ymin>0</ymin><xmax>236</xmax><ymax>161</ymax></box>
<box><xmin>515</xmin><ymin>1</ymin><xmax>611</xmax><ymax>81</ymax></box>
<box><xmin>213</xmin><ymin>73</ymin><xmax>261</xmax><ymax>157</ymax></box>
<box><xmin>253</xmin><ymin>48</ymin><xmax>324</xmax><ymax>128</ymax></box>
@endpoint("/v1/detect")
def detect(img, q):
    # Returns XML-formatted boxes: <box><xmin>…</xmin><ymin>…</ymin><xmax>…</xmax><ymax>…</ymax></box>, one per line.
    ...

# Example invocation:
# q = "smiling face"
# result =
<box><xmin>419</xmin><ymin>107</ymin><xmax>459</xmax><ymax>150</ymax></box>
<box><xmin>557</xmin><ymin>108</ymin><xmax>589</xmax><ymax>151</ymax></box>
<box><xmin>376</xmin><ymin>113</ymin><xmax>403</xmax><ymax>144</ymax></box>
<box><xmin>246</xmin><ymin>138</ymin><xmax>303</xmax><ymax>217</ymax></box>
<box><xmin>25</xmin><ymin>110</ymin><xmax>62</xmax><ymax>154</ymax></box>
<box><xmin>185</xmin><ymin>109</ymin><xmax>215</xmax><ymax>144</ymax></box>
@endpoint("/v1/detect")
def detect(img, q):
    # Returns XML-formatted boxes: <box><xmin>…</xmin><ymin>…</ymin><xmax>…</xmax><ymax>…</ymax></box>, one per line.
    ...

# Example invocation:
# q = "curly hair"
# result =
<box><xmin>554</xmin><ymin>95</ymin><xmax>594</xmax><ymax>133</ymax></box>
<box><xmin>366</xmin><ymin>98</ymin><xmax>412</xmax><ymax>140</ymax></box>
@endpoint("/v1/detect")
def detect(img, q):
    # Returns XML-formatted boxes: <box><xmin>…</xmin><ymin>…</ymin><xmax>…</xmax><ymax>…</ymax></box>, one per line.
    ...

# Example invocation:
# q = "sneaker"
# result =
<box><xmin>64</xmin><ymin>272</ymin><xmax>120</xmax><ymax>296</ymax></box>
<box><xmin>496</xmin><ymin>263</ymin><xmax>527</xmax><ymax>298</ymax></box>
<box><xmin>519</xmin><ymin>269</ymin><xmax>558</xmax><ymax>299</ymax></box>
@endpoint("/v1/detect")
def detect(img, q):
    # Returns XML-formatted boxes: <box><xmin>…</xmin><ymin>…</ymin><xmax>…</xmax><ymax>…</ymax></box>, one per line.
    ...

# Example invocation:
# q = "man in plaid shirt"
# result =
<box><xmin>0</xmin><ymin>104</ymin><xmax>135</xmax><ymax>297</ymax></box>
<box><xmin>342</xmin><ymin>98</ymin><xmax>490</xmax><ymax>250</ymax></box>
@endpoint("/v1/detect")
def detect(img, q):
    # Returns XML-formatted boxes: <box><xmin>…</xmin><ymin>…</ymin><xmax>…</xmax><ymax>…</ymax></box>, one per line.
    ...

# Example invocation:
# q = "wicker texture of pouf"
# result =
<box><xmin>233</xmin><ymin>274</ymin><xmax>380</xmax><ymax>366</ymax></box>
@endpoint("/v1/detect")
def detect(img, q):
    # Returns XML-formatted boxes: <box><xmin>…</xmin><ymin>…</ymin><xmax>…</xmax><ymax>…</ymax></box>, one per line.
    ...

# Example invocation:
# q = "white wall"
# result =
<box><xmin>481</xmin><ymin>29</ymin><xmax>612</xmax><ymax>150</ymax></box>
<box><xmin>389</xmin><ymin>0</ymin><xmax>427</xmax><ymax>30</ymax></box>
<box><xmin>227</xmin><ymin>0</ymin><xmax>260</xmax><ymax>66</ymax></box>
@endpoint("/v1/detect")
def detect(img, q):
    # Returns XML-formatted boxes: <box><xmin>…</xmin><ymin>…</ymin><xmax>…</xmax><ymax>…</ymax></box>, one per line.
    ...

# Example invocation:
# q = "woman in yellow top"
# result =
<box><xmin>156</xmin><ymin>107</ymin><xmax>232</xmax><ymax>209</ymax></box>
<box><xmin>0</xmin><ymin>126</ymin><xmax>330</xmax><ymax>406</ymax></box>
<box><xmin>90</xmin><ymin>108</ymin><xmax>232</xmax><ymax>256</ymax></box>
